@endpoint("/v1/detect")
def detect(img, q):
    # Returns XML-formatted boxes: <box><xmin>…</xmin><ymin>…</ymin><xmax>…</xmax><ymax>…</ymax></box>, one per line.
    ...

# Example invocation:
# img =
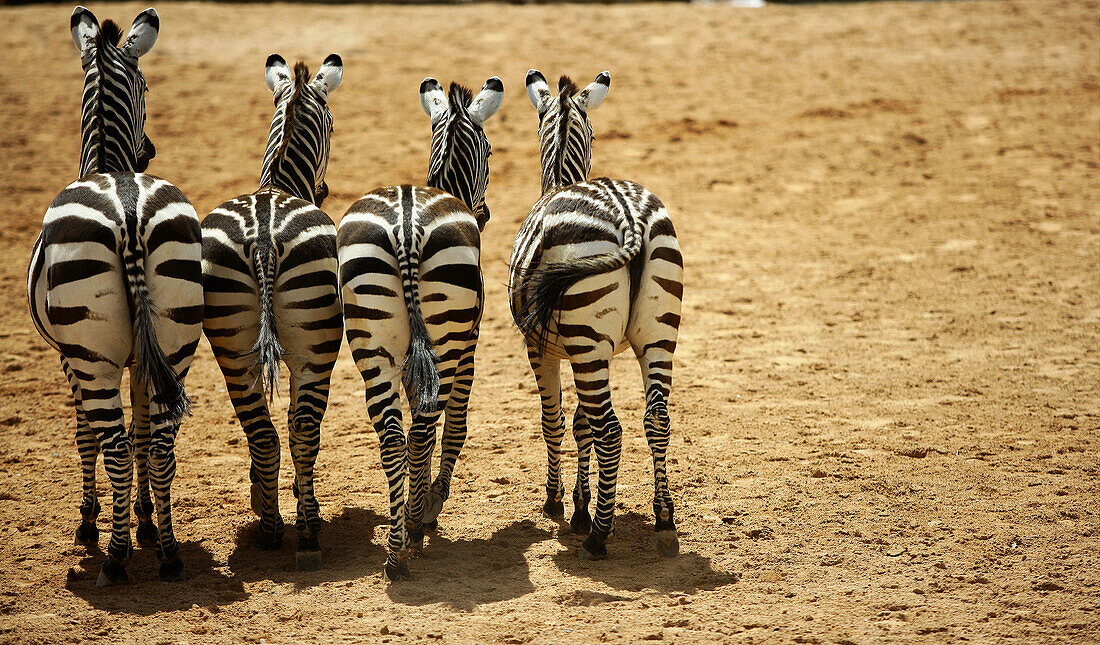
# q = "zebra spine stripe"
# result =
<box><xmin>397</xmin><ymin>187</ymin><xmax>439</xmax><ymax>415</ymax></box>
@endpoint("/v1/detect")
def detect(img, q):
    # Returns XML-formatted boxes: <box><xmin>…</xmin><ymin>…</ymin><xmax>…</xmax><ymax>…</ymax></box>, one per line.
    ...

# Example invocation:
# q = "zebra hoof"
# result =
<box><xmin>578</xmin><ymin>533</ymin><xmax>608</xmax><ymax>561</ymax></box>
<box><xmin>256</xmin><ymin>529</ymin><xmax>284</xmax><ymax>551</ymax></box>
<box><xmin>543</xmin><ymin>498</ymin><xmax>565</xmax><ymax>518</ymax></box>
<box><xmin>158</xmin><ymin>555</ymin><xmax>187</xmax><ymax>582</ymax></box>
<box><xmin>249</xmin><ymin>482</ymin><xmax>264</xmax><ymax>517</ymax></box>
<box><xmin>423</xmin><ymin>519</ymin><xmax>438</xmax><ymax>532</ymax></box>
<box><xmin>136</xmin><ymin>518</ymin><xmax>157</xmax><ymax>548</ymax></box>
<box><xmin>295</xmin><ymin>550</ymin><xmax>323</xmax><ymax>572</ymax></box>
<box><xmin>95</xmin><ymin>559</ymin><xmax>129</xmax><ymax>587</ymax></box>
<box><xmin>655</xmin><ymin>530</ymin><xmax>680</xmax><ymax>558</ymax></box>
<box><xmin>383</xmin><ymin>561</ymin><xmax>411</xmax><ymax>582</ymax></box>
<box><xmin>423</xmin><ymin>491</ymin><xmax>445</xmax><ymax>525</ymax></box>
<box><xmin>570</xmin><ymin>509</ymin><xmax>592</xmax><ymax>534</ymax></box>
<box><xmin>408</xmin><ymin>527</ymin><xmax>425</xmax><ymax>555</ymax></box>
<box><xmin>74</xmin><ymin>522</ymin><xmax>99</xmax><ymax>547</ymax></box>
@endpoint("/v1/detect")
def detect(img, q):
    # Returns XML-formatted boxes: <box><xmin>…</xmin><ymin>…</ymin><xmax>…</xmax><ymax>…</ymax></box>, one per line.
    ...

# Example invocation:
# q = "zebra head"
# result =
<box><xmin>526</xmin><ymin>70</ymin><xmax>610</xmax><ymax>194</ymax></box>
<box><xmin>70</xmin><ymin>6</ymin><xmax>159</xmax><ymax>177</ymax></box>
<box><xmin>259</xmin><ymin>54</ymin><xmax>343</xmax><ymax>207</ymax></box>
<box><xmin>421</xmin><ymin>77</ymin><xmax>504</xmax><ymax>231</ymax></box>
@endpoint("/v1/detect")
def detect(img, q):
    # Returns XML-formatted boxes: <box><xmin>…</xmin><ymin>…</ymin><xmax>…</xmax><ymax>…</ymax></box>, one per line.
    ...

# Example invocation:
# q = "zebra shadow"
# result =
<box><xmin>550</xmin><ymin>511</ymin><xmax>740</xmax><ymax>594</ymax></box>
<box><xmin>384</xmin><ymin>519</ymin><xmax>551</xmax><ymax>611</ymax></box>
<box><xmin>64</xmin><ymin>540</ymin><xmax>248</xmax><ymax>614</ymax></box>
<box><xmin>225</xmin><ymin>505</ymin><xmax>387</xmax><ymax>589</ymax></box>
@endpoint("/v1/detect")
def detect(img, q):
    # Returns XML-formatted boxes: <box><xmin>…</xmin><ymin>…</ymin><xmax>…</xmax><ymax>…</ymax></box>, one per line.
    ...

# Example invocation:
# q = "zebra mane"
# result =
<box><xmin>97</xmin><ymin>20</ymin><xmax>124</xmax><ymax>48</ymax></box>
<box><xmin>448</xmin><ymin>82</ymin><xmax>473</xmax><ymax>113</ymax></box>
<box><xmin>557</xmin><ymin>76</ymin><xmax>578</xmax><ymax>99</ymax></box>
<box><xmin>426</xmin><ymin>83</ymin><xmax>476</xmax><ymax>187</ymax></box>
<box><xmin>274</xmin><ymin>62</ymin><xmax>312</xmax><ymax>163</ymax></box>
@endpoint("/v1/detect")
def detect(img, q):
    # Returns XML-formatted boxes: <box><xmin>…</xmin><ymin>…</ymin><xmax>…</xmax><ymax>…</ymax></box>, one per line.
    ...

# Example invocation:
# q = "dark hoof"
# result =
<box><xmin>655</xmin><ymin>530</ymin><xmax>680</xmax><ymax>558</ymax></box>
<box><xmin>158</xmin><ymin>555</ymin><xmax>187</xmax><ymax>582</ymax></box>
<box><xmin>295</xmin><ymin>550</ymin><xmax>322</xmax><ymax>571</ymax></box>
<box><xmin>423</xmin><ymin>519</ymin><xmax>438</xmax><ymax>532</ymax></box>
<box><xmin>383</xmin><ymin>560</ymin><xmax>411</xmax><ymax>582</ymax></box>
<box><xmin>74</xmin><ymin>522</ymin><xmax>99</xmax><ymax>547</ymax></box>
<box><xmin>136</xmin><ymin>518</ymin><xmax>157</xmax><ymax>548</ymax></box>
<box><xmin>256</xmin><ymin>529</ymin><xmax>284</xmax><ymax>551</ymax></box>
<box><xmin>408</xmin><ymin>527</ymin><xmax>425</xmax><ymax>555</ymax></box>
<box><xmin>95</xmin><ymin>558</ymin><xmax>128</xmax><ymax>587</ymax></box>
<box><xmin>570</xmin><ymin>508</ymin><xmax>591</xmax><ymax>534</ymax></box>
<box><xmin>543</xmin><ymin>498</ymin><xmax>565</xmax><ymax>518</ymax></box>
<box><xmin>423</xmin><ymin>490</ymin><xmax>444</xmax><ymax>525</ymax></box>
<box><xmin>578</xmin><ymin>533</ymin><xmax>609</xmax><ymax>561</ymax></box>
<box><xmin>249</xmin><ymin>482</ymin><xmax>264</xmax><ymax>517</ymax></box>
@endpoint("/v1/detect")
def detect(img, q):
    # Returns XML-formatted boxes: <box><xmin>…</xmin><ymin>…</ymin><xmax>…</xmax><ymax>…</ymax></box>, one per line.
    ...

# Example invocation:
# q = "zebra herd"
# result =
<box><xmin>27</xmin><ymin>6</ymin><xmax>684</xmax><ymax>586</ymax></box>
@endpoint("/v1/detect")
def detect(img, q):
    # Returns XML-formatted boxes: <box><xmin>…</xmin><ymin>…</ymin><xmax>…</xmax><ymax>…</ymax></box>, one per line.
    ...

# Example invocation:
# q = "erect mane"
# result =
<box><xmin>275</xmin><ymin>62</ymin><xmax>313</xmax><ymax>161</ymax></box>
<box><xmin>557</xmin><ymin>76</ymin><xmax>578</xmax><ymax>99</ymax></box>
<box><xmin>96</xmin><ymin>19</ymin><xmax>124</xmax><ymax>49</ymax></box>
<box><xmin>447</xmin><ymin>82</ymin><xmax>473</xmax><ymax>112</ymax></box>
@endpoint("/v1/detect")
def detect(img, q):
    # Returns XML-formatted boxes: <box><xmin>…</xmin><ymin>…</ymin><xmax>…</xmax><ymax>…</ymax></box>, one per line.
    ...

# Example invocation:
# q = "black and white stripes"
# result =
<box><xmin>28</xmin><ymin>6</ymin><xmax>203</xmax><ymax>586</ymax></box>
<box><xmin>338</xmin><ymin>77</ymin><xmax>502</xmax><ymax>581</ymax></box>
<box><xmin>201</xmin><ymin>54</ymin><xmax>344</xmax><ymax>571</ymax></box>
<box><xmin>509</xmin><ymin>70</ymin><xmax>684</xmax><ymax>560</ymax></box>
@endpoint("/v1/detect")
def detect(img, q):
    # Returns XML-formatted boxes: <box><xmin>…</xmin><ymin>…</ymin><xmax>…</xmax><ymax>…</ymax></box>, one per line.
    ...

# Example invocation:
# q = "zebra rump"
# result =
<box><xmin>515</xmin><ymin>209</ymin><xmax>644</xmax><ymax>352</ymax></box>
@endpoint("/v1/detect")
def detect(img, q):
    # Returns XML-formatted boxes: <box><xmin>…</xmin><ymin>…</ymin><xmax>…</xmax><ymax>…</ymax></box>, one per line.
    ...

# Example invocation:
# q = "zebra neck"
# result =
<box><xmin>540</xmin><ymin>159</ymin><xmax>589</xmax><ymax>194</ymax></box>
<box><xmin>258</xmin><ymin>146</ymin><xmax>317</xmax><ymax>204</ymax></box>
<box><xmin>78</xmin><ymin>73</ymin><xmax>138</xmax><ymax>177</ymax></box>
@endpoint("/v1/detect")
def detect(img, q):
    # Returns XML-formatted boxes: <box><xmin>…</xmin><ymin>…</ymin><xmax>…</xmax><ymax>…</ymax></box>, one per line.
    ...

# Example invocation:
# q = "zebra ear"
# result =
<box><xmin>71</xmin><ymin>6</ymin><xmax>100</xmax><ymax>58</ymax></box>
<box><xmin>119</xmin><ymin>8</ymin><xmax>159</xmax><ymax>59</ymax></box>
<box><xmin>420</xmin><ymin>77</ymin><xmax>447</xmax><ymax>121</ymax></box>
<box><xmin>576</xmin><ymin>71</ymin><xmax>610</xmax><ymax>112</ymax></box>
<box><xmin>526</xmin><ymin>69</ymin><xmax>551</xmax><ymax>115</ymax></box>
<box><xmin>265</xmin><ymin>54</ymin><xmax>290</xmax><ymax>91</ymax></box>
<box><xmin>467</xmin><ymin>76</ymin><xmax>504</xmax><ymax>126</ymax></box>
<box><xmin>311</xmin><ymin>54</ymin><xmax>343</xmax><ymax>95</ymax></box>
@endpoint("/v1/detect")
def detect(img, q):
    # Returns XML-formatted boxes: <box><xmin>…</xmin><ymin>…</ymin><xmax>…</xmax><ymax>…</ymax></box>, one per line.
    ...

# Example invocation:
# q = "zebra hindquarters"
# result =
<box><xmin>338</xmin><ymin>218</ymin><xmax>416</xmax><ymax>581</ymax></box>
<box><xmin>627</xmin><ymin>211</ymin><xmax>683</xmax><ymax>558</ymax></box>
<box><xmin>271</xmin><ymin>213</ymin><xmax>341</xmax><ymax>569</ymax></box>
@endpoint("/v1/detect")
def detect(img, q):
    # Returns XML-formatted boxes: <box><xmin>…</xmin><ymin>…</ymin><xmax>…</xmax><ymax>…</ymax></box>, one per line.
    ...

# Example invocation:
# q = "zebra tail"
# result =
<box><xmin>517</xmin><ymin>214</ymin><xmax>646</xmax><ymax>352</ymax></box>
<box><xmin>397</xmin><ymin>232</ymin><xmax>440</xmax><ymax>417</ymax></box>
<box><xmin>250</xmin><ymin>245</ymin><xmax>283</xmax><ymax>401</ymax></box>
<box><xmin>123</xmin><ymin>234</ymin><xmax>191</xmax><ymax>423</ymax></box>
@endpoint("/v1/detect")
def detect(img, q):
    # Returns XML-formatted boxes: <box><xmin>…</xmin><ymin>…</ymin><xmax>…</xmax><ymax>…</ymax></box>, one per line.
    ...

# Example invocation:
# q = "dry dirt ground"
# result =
<box><xmin>0</xmin><ymin>1</ymin><xmax>1097</xmax><ymax>643</ymax></box>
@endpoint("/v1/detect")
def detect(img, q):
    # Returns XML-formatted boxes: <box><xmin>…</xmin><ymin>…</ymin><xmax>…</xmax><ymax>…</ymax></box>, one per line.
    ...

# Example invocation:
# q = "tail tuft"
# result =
<box><xmin>402</xmin><ymin>331</ymin><xmax>439</xmax><ymax>416</ymax></box>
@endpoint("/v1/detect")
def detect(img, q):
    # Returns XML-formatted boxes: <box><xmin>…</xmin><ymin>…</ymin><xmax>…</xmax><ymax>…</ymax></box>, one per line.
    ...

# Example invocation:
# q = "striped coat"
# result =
<box><xmin>27</xmin><ymin>7</ymin><xmax>203</xmax><ymax>585</ymax></box>
<box><xmin>509</xmin><ymin>71</ymin><xmax>684</xmax><ymax>561</ymax></box>
<box><xmin>200</xmin><ymin>55</ymin><xmax>343</xmax><ymax>571</ymax></box>
<box><xmin>337</xmin><ymin>78</ymin><xmax>502</xmax><ymax>581</ymax></box>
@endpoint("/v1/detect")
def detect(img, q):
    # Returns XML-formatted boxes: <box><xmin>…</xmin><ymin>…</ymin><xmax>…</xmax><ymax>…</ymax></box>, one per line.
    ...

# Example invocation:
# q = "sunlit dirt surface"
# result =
<box><xmin>0</xmin><ymin>1</ymin><xmax>1097</xmax><ymax>643</ymax></box>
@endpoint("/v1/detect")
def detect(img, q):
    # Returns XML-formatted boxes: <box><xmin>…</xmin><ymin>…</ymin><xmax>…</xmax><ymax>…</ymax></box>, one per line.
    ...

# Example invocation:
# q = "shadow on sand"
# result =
<box><xmin>550</xmin><ymin>510</ymin><xmax>740</xmax><ymax>594</ymax></box>
<box><xmin>384</xmin><ymin>519</ymin><xmax>552</xmax><ymax>611</ymax></box>
<box><xmin>225</xmin><ymin>505</ymin><xmax>387</xmax><ymax>589</ymax></box>
<box><xmin>65</xmin><ymin>539</ymin><xmax>248</xmax><ymax>615</ymax></box>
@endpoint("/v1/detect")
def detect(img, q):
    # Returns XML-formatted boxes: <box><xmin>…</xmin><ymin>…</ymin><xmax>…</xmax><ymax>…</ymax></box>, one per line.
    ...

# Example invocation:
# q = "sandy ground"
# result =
<box><xmin>0</xmin><ymin>1</ymin><xmax>1097</xmax><ymax>643</ymax></box>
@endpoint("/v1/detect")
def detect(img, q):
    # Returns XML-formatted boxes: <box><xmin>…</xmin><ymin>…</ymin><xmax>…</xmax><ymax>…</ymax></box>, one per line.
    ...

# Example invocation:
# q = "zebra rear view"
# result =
<box><xmin>338</xmin><ymin>77</ymin><xmax>503</xmax><ymax>581</ymax></box>
<box><xmin>201</xmin><ymin>54</ymin><xmax>344</xmax><ymax>571</ymax></box>
<box><xmin>509</xmin><ymin>70</ymin><xmax>684</xmax><ymax>561</ymax></box>
<box><xmin>27</xmin><ymin>6</ymin><xmax>204</xmax><ymax>586</ymax></box>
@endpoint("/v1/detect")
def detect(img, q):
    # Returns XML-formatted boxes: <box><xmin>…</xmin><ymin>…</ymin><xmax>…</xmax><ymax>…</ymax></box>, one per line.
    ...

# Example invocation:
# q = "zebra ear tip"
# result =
<box><xmin>266</xmin><ymin>53</ymin><xmax>286</xmax><ymax>67</ymax></box>
<box><xmin>526</xmin><ymin>69</ymin><xmax>546</xmax><ymax>85</ymax></box>
<box><xmin>484</xmin><ymin>77</ymin><xmax>504</xmax><ymax>93</ymax></box>
<box><xmin>420</xmin><ymin>77</ymin><xmax>442</xmax><ymax>93</ymax></box>
<box><xmin>323</xmin><ymin>53</ymin><xmax>342</xmax><ymax>68</ymax></box>
<box><xmin>597</xmin><ymin>71</ymin><xmax>611</xmax><ymax>85</ymax></box>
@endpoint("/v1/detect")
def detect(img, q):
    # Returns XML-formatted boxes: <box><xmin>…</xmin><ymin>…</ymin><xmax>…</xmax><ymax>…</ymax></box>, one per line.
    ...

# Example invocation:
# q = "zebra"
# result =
<box><xmin>337</xmin><ymin>77</ymin><xmax>503</xmax><ymax>581</ymax></box>
<box><xmin>508</xmin><ymin>70</ymin><xmax>684</xmax><ymax>561</ymax></box>
<box><xmin>27</xmin><ymin>6</ymin><xmax>204</xmax><ymax>585</ymax></box>
<box><xmin>200</xmin><ymin>54</ymin><xmax>343</xmax><ymax>571</ymax></box>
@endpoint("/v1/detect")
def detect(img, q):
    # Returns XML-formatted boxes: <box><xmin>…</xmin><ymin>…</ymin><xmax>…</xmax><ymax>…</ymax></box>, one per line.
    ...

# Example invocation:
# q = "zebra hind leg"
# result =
<box><xmin>528</xmin><ymin>347</ymin><xmax>566</xmax><ymax>518</ymax></box>
<box><xmin>570</xmin><ymin>403</ymin><xmax>593</xmax><ymax>535</ymax></box>
<box><xmin>63</xmin><ymin>358</ymin><xmax>101</xmax><ymax>548</ymax></box>
<box><xmin>287</xmin><ymin>372</ymin><xmax>329</xmax><ymax>571</ymax></box>
<box><xmin>87</xmin><ymin>382</ymin><xmax>134</xmax><ymax>586</ymax></box>
<box><xmin>425</xmin><ymin>341</ymin><xmax>475</xmax><ymax>531</ymax></box>
<box><xmin>406</xmin><ymin>414</ymin><xmax>439</xmax><ymax>555</ymax></box>
<box><xmin>129</xmin><ymin>374</ymin><xmax>157</xmax><ymax>549</ymax></box>
<box><xmin>147</xmin><ymin>401</ymin><xmax>185</xmax><ymax>581</ymax></box>
<box><xmin>573</xmin><ymin>358</ymin><xmax>622</xmax><ymax>561</ymax></box>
